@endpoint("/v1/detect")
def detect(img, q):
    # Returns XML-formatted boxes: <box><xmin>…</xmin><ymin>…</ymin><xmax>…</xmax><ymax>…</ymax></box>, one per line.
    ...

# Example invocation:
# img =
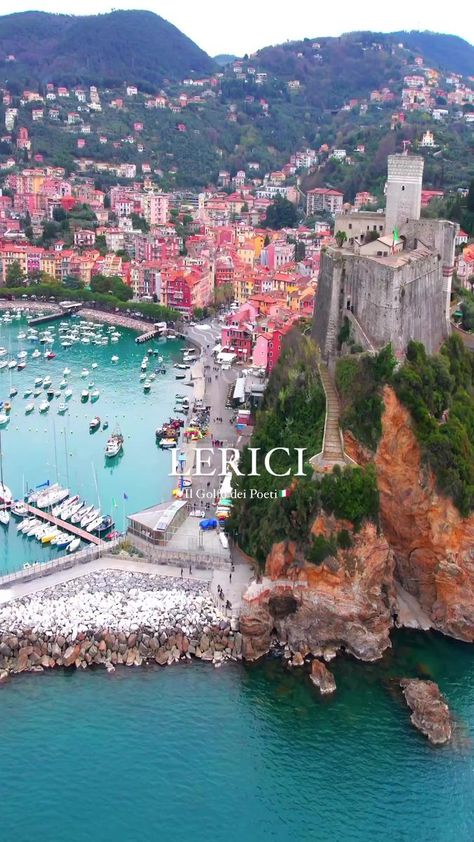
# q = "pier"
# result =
<box><xmin>26</xmin><ymin>504</ymin><xmax>101</xmax><ymax>545</ymax></box>
<box><xmin>135</xmin><ymin>328</ymin><xmax>158</xmax><ymax>344</ymax></box>
<box><xmin>27</xmin><ymin>303</ymin><xmax>82</xmax><ymax>327</ymax></box>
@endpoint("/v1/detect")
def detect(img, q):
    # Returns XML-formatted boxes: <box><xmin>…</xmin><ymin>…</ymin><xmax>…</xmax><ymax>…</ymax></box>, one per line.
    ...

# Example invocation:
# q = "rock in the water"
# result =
<box><xmin>400</xmin><ymin>678</ymin><xmax>452</xmax><ymax>745</ymax></box>
<box><xmin>309</xmin><ymin>659</ymin><xmax>336</xmax><ymax>694</ymax></box>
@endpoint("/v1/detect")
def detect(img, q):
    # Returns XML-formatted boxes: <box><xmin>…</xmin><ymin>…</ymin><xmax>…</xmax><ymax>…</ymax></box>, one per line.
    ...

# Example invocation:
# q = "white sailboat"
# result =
<box><xmin>0</xmin><ymin>431</ymin><xmax>12</xmax><ymax>508</ymax></box>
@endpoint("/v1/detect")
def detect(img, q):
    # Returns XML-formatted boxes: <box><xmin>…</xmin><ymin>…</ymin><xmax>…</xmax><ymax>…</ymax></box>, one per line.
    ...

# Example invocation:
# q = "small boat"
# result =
<box><xmin>96</xmin><ymin>515</ymin><xmax>114</xmax><ymax>535</ymax></box>
<box><xmin>111</xmin><ymin>355</ymin><xmax>119</xmax><ymax>363</ymax></box>
<box><xmin>71</xmin><ymin>504</ymin><xmax>93</xmax><ymax>524</ymax></box>
<box><xmin>55</xmin><ymin>534</ymin><xmax>73</xmax><ymax>549</ymax></box>
<box><xmin>143</xmin><ymin>380</ymin><xmax>151</xmax><ymax>393</ymax></box>
<box><xmin>65</xmin><ymin>389</ymin><xmax>73</xmax><ymax>400</ymax></box>
<box><xmin>11</xmin><ymin>501</ymin><xmax>28</xmax><ymax>518</ymax></box>
<box><xmin>8</xmin><ymin>360</ymin><xmax>17</xmax><ymax>369</ymax></box>
<box><xmin>139</xmin><ymin>373</ymin><xmax>146</xmax><ymax>382</ymax></box>
<box><xmin>0</xmin><ymin>508</ymin><xmax>10</xmax><ymax>526</ymax></box>
<box><xmin>18</xmin><ymin>350</ymin><xmax>28</xmax><ymax>359</ymax></box>
<box><xmin>58</xmin><ymin>403</ymin><xmax>68</xmax><ymax>414</ymax></box>
<box><xmin>63</xmin><ymin>367</ymin><xmax>71</xmax><ymax>376</ymax></box>
<box><xmin>89</xmin><ymin>416</ymin><xmax>101</xmax><ymax>432</ymax></box>
<box><xmin>31</xmin><ymin>349</ymin><xmax>41</xmax><ymax>359</ymax></box>
<box><xmin>67</xmin><ymin>537</ymin><xmax>81</xmax><ymax>553</ymax></box>
<box><xmin>9</xmin><ymin>387</ymin><xmax>18</xmax><ymax>397</ymax></box>
<box><xmin>0</xmin><ymin>414</ymin><xmax>10</xmax><ymax>426</ymax></box>
<box><xmin>105</xmin><ymin>430</ymin><xmax>124</xmax><ymax>458</ymax></box>
<box><xmin>18</xmin><ymin>517</ymin><xmax>35</xmax><ymax>532</ymax></box>
<box><xmin>17</xmin><ymin>362</ymin><xmax>26</xmax><ymax>371</ymax></box>
<box><xmin>39</xmin><ymin>401</ymin><xmax>49</xmax><ymax>413</ymax></box>
<box><xmin>34</xmin><ymin>377</ymin><xmax>43</xmax><ymax>386</ymax></box>
<box><xmin>159</xmin><ymin>438</ymin><xmax>178</xmax><ymax>449</ymax></box>
<box><xmin>88</xmin><ymin>381</ymin><xmax>95</xmax><ymax>389</ymax></box>
<box><xmin>46</xmin><ymin>351</ymin><xmax>55</xmax><ymax>360</ymax></box>
<box><xmin>149</xmin><ymin>373</ymin><xmax>156</xmax><ymax>381</ymax></box>
<box><xmin>175</xmin><ymin>373</ymin><xmax>186</xmax><ymax>380</ymax></box>
<box><xmin>0</xmin><ymin>361</ymin><xmax>8</xmax><ymax>370</ymax></box>
<box><xmin>43</xmin><ymin>376</ymin><xmax>52</xmax><ymax>387</ymax></box>
<box><xmin>81</xmin><ymin>390</ymin><xmax>89</xmax><ymax>402</ymax></box>
<box><xmin>24</xmin><ymin>389</ymin><xmax>33</xmax><ymax>398</ymax></box>
<box><xmin>25</xmin><ymin>403</ymin><xmax>35</xmax><ymax>414</ymax></box>
<box><xmin>87</xmin><ymin>515</ymin><xmax>104</xmax><ymax>533</ymax></box>
<box><xmin>80</xmin><ymin>368</ymin><xmax>89</xmax><ymax>378</ymax></box>
<box><xmin>91</xmin><ymin>389</ymin><xmax>100</xmax><ymax>402</ymax></box>
<box><xmin>102</xmin><ymin>420</ymin><xmax>109</xmax><ymax>430</ymax></box>
<box><xmin>91</xmin><ymin>362</ymin><xmax>98</xmax><ymax>369</ymax></box>
<box><xmin>3</xmin><ymin>401</ymin><xmax>11</xmax><ymax>413</ymax></box>
<box><xmin>40</xmin><ymin>528</ymin><xmax>60</xmax><ymax>545</ymax></box>
<box><xmin>0</xmin><ymin>347</ymin><xmax>7</xmax><ymax>357</ymax></box>
<box><xmin>59</xmin><ymin>379</ymin><xmax>67</xmax><ymax>389</ymax></box>
<box><xmin>80</xmin><ymin>508</ymin><xmax>100</xmax><ymax>528</ymax></box>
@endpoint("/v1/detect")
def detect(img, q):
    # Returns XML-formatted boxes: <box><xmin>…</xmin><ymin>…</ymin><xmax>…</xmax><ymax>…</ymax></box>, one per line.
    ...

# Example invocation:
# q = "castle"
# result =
<box><xmin>312</xmin><ymin>154</ymin><xmax>458</xmax><ymax>359</ymax></box>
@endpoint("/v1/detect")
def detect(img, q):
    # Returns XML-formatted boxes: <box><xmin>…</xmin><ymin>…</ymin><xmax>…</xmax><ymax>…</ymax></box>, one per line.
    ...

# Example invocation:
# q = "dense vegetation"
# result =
<box><xmin>336</xmin><ymin>344</ymin><xmax>397</xmax><ymax>451</ymax></box>
<box><xmin>228</xmin><ymin>330</ymin><xmax>380</xmax><ymax>565</ymax></box>
<box><xmin>0</xmin><ymin>11</ymin><xmax>214</xmax><ymax>88</ymax></box>
<box><xmin>393</xmin><ymin>336</ymin><xmax>474</xmax><ymax>516</ymax></box>
<box><xmin>1</xmin><ymin>284</ymin><xmax>179</xmax><ymax>323</ymax></box>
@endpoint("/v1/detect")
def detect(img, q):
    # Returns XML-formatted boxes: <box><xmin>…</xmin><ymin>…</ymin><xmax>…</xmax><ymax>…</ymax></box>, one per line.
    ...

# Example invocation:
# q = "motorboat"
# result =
<box><xmin>96</xmin><ymin>515</ymin><xmax>114</xmax><ymax>535</ymax></box>
<box><xmin>59</xmin><ymin>379</ymin><xmax>67</xmax><ymax>389</ymax></box>
<box><xmin>11</xmin><ymin>501</ymin><xmax>28</xmax><ymax>518</ymax></box>
<box><xmin>34</xmin><ymin>377</ymin><xmax>43</xmax><ymax>386</ymax></box>
<box><xmin>24</xmin><ymin>388</ymin><xmax>33</xmax><ymax>398</ymax></box>
<box><xmin>31</xmin><ymin>349</ymin><xmax>41</xmax><ymax>358</ymax></box>
<box><xmin>0</xmin><ymin>414</ymin><xmax>10</xmax><ymax>426</ymax></box>
<box><xmin>80</xmin><ymin>368</ymin><xmax>89</xmax><ymax>378</ymax></box>
<box><xmin>0</xmin><ymin>508</ymin><xmax>10</xmax><ymax>526</ymax></box>
<box><xmin>91</xmin><ymin>389</ymin><xmax>100</xmax><ymax>402</ymax></box>
<box><xmin>58</xmin><ymin>403</ymin><xmax>68</xmax><ymax>414</ymax></box>
<box><xmin>65</xmin><ymin>389</ymin><xmax>73</xmax><ymax>400</ymax></box>
<box><xmin>63</xmin><ymin>367</ymin><xmax>71</xmax><ymax>376</ymax></box>
<box><xmin>43</xmin><ymin>376</ymin><xmax>52</xmax><ymax>388</ymax></box>
<box><xmin>0</xmin><ymin>361</ymin><xmax>8</xmax><ymax>370</ymax></box>
<box><xmin>80</xmin><ymin>508</ymin><xmax>100</xmax><ymax>528</ymax></box>
<box><xmin>67</xmin><ymin>537</ymin><xmax>81</xmax><ymax>553</ymax></box>
<box><xmin>87</xmin><ymin>515</ymin><xmax>104</xmax><ymax>533</ymax></box>
<box><xmin>102</xmin><ymin>420</ymin><xmax>109</xmax><ymax>430</ymax></box>
<box><xmin>9</xmin><ymin>387</ymin><xmax>18</xmax><ymax>397</ymax></box>
<box><xmin>111</xmin><ymin>355</ymin><xmax>119</xmax><ymax>363</ymax></box>
<box><xmin>40</xmin><ymin>528</ymin><xmax>60</xmax><ymax>545</ymax></box>
<box><xmin>25</xmin><ymin>403</ymin><xmax>35</xmax><ymax>414</ymax></box>
<box><xmin>91</xmin><ymin>362</ymin><xmax>98</xmax><ymax>369</ymax></box>
<box><xmin>39</xmin><ymin>401</ymin><xmax>50</xmax><ymax>413</ymax></box>
<box><xmin>81</xmin><ymin>390</ymin><xmax>89</xmax><ymax>402</ymax></box>
<box><xmin>18</xmin><ymin>350</ymin><xmax>28</xmax><ymax>359</ymax></box>
<box><xmin>0</xmin><ymin>347</ymin><xmax>7</xmax><ymax>357</ymax></box>
<box><xmin>139</xmin><ymin>373</ymin><xmax>146</xmax><ymax>381</ymax></box>
<box><xmin>143</xmin><ymin>380</ymin><xmax>151</xmax><ymax>393</ymax></box>
<box><xmin>159</xmin><ymin>438</ymin><xmax>178</xmax><ymax>449</ymax></box>
<box><xmin>105</xmin><ymin>431</ymin><xmax>124</xmax><ymax>458</ymax></box>
<box><xmin>46</xmin><ymin>351</ymin><xmax>55</xmax><ymax>360</ymax></box>
<box><xmin>89</xmin><ymin>416</ymin><xmax>101</xmax><ymax>432</ymax></box>
<box><xmin>55</xmin><ymin>534</ymin><xmax>73</xmax><ymax>549</ymax></box>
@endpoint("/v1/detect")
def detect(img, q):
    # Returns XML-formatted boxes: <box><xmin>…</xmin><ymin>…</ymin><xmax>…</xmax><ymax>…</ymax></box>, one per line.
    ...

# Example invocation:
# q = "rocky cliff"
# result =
<box><xmin>375</xmin><ymin>386</ymin><xmax>474</xmax><ymax>642</ymax></box>
<box><xmin>240</xmin><ymin>518</ymin><xmax>394</xmax><ymax>662</ymax></box>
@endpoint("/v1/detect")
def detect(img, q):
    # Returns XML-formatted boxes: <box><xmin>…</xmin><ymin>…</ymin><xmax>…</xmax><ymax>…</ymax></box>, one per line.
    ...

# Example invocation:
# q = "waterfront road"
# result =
<box><xmin>0</xmin><ymin>554</ymin><xmax>253</xmax><ymax>616</ymax></box>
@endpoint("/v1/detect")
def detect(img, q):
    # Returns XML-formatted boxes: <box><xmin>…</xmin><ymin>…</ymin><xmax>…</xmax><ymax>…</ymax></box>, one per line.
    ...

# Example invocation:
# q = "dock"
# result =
<box><xmin>135</xmin><ymin>328</ymin><xmax>158</xmax><ymax>344</ymax></box>
<box><xmin>26</xmin><ymin>504</ymin><xmax>101</xmax><ymax>545</ymax></box>
<box><xmin>28</xmin><ymin>302</ymin><xmax>82</xmax><ymax>327</ymax></box>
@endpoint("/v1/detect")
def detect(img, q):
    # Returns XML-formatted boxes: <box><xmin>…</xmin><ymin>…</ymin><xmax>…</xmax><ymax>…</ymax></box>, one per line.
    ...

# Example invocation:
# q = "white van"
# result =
<box><xmin>219</xmin><ymin>532</ymin><xmax>229</xmax><ymax>550</ymax></box>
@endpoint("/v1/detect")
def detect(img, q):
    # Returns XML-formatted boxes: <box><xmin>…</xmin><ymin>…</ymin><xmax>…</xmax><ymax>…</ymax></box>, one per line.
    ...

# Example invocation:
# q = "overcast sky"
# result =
<box><xmin>4</xmin><ymin>1</ymin><xmax>473</xmax><ymax>55</ymax></box>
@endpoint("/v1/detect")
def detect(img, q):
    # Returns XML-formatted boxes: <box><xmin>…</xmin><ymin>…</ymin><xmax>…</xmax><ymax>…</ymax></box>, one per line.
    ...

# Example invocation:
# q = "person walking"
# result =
<box><xmin>180</xmin><ymin>567</ymin><xmax>183</xmax><ymax>578</ymax></box>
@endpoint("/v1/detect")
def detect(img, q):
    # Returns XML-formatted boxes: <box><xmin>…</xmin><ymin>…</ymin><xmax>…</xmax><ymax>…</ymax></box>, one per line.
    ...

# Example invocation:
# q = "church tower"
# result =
<box><xmin>385</xmin><ymin>154</ymin><xmax>424</xmax><ymax>236</ymax></box>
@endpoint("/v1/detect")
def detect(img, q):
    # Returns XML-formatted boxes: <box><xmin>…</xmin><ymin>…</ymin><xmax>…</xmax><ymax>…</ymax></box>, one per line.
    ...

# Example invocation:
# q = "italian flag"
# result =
<box><xmin>279</xmin><ymin>488</ymin><xmax>291</xmax><ymax>498</ymax></box>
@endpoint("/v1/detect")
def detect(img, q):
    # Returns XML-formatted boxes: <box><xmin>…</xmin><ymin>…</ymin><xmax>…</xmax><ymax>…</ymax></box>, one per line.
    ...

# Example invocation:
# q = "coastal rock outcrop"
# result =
<box><xmin>400</xmin><ymin>678</ymin><xmax>452</xmax><ymax>745</ymax></box>
<box><xmin>376</xmin><ymin>387</ymin><xmax>474</xmax><ymax>642</ymax></box>
<box><xmin>309</xmin><ymin>659</ymin><xmax>336</xmax><ymax>694</ymax></box>
<box><xmin>241</xmin><ymin>520</ymin><xmax>394</xmax><ymax>663</ymax></box>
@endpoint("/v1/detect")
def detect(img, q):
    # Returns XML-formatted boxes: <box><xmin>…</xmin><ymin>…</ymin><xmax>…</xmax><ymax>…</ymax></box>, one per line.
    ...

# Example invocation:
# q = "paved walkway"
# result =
<box><xmin>0</xmin><ymin>554</ymin><xmax>253</xmax><ymax>616</ymax></box>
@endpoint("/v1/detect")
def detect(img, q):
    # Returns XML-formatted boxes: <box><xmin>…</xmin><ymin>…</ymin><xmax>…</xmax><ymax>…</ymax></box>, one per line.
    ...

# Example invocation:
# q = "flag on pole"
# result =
<box><xmin>279</xmin><ymin>488</ymin><xmax>291</xmax><ymax>498</ymax></box>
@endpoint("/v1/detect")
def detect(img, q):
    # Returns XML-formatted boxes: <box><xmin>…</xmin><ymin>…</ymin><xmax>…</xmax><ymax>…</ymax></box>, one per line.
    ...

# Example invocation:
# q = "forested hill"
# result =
<box><xmin>0</xmin><ymin>10</ymin><xmax>215</xmax><ymax>89</ymax></box>
<box><xmin>254</xmin><ymin>31</ymin><xmax>474</xmax><ymax>109</ymax></box>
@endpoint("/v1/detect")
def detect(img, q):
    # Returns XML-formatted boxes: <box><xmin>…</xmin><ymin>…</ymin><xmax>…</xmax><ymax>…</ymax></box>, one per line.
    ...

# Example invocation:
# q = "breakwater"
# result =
<box><xmin>0</xmin><ymin>570</ymin><xmax>242</xmax><ymax>678</ymax></box>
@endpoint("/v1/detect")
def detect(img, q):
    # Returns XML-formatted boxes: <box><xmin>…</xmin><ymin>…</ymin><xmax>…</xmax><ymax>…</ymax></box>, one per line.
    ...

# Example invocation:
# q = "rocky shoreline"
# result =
<box><xmin>0</xmin><ymin>571</ymin><xmax>242</xmax><ymax>678</ymax></box>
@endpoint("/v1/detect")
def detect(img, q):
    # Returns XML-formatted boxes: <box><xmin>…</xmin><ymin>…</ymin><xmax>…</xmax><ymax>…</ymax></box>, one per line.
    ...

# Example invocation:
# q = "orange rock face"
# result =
<box><xmin>241</xmin><ymin>521</ymin><xmax>394</xmax><ymax>662</ymax></box>
<box><xmin>376</xmin><ymin>386</ymin><xmax>474</xmax><ymax>641</ymax></box>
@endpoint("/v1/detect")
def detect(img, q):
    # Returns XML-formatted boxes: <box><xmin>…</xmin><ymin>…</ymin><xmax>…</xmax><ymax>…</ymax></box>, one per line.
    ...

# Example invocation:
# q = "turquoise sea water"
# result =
<box><xmin>0</xmin><ymin>630</ymin><xmax>473</xmax><ymax>842</ymax></box>
<box><xmin>0</xmin><ymin>313</ymin><xmax>183</xmax><ymax>573</ymax></box>
<box><xmin>1</xmin><ymin>314</ymin><xmax>474</xmax><ymax>841</ymax></box>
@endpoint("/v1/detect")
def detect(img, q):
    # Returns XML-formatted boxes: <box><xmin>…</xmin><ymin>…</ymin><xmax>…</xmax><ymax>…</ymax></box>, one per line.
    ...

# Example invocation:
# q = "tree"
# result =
<box><xmin>264</xmin><ymin>195</ymin><xmax>297</xmax><ymax>229</ymax></box>
<box><xmin>335</xmin><ymin>230</ymin><xmax>347</xmax><ymax>248</ymax></box>
<box><xmin>5</xmin><ymin>261</ymin><xmax>25</xmax><ymax>287</ymax></box>
<box><xmin>90</xmin><ymin>273</ymin><xmax>133</xmax><ymax>302</ymax></box>
<box><xmin>295</xmin><ymin>241</ymin><xmax>306</xmax><ymax>261</ymax></box>
<box><xmin>63</xmin><ymin>275</ymin><xmax>85</xmax><ymax>290</ymax></box>
<box><xmin>131</xmin><ymin>213</ymin><xmax>149</xmax><ymax>233</ymax></box>
<box><xmin>468</xmin><ymin>180</ymin><xmax>474</xmax><ymax>214</ymax></box>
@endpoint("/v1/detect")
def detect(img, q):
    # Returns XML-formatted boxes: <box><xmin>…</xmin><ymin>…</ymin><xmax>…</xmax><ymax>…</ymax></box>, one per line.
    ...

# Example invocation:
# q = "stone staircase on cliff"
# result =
<box><xmin>310</xmin><ymin>353</ymin><xmax>356</xmax><ymax>473</ymax></box>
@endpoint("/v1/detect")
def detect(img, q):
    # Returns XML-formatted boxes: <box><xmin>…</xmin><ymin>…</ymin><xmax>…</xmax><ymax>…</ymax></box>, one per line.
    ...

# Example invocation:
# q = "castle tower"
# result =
<box><xmin>385</xmin><ymin>154</ymin><xmax>424</xmax><ymax>236</ymax></box>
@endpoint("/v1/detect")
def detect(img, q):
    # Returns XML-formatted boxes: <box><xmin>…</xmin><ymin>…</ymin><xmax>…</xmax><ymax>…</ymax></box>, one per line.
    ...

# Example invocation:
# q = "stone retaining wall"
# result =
<box><xmin>0</xmin><ymin>623</ymin><xmax>242</xmax><ymax>678</ymax></box>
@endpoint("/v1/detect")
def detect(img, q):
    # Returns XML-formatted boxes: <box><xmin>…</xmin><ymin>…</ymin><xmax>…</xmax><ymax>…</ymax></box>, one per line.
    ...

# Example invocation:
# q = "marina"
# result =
<box><xmin>0</xmin><ymin>308</ymin><xmax>187</xmax><ymax>574</ymax></box>
<box><xmin>24</xmin><ymin>503</ymin><xmax>101</xmax><ymax>545</ymax></box>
